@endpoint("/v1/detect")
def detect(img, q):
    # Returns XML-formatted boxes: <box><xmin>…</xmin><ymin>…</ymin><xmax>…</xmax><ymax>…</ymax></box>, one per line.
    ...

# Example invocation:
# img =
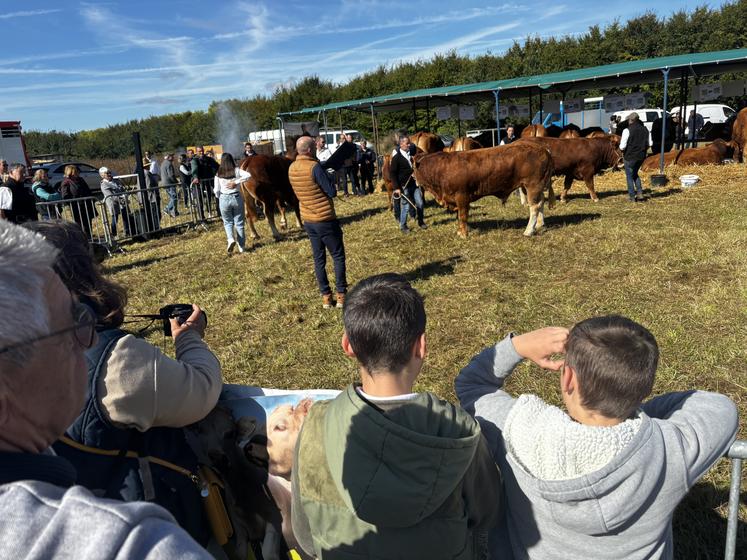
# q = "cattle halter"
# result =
<box><xmin>391</xmin><ymin>190</ymin><xmax>417</xmax><ymax>208</ymax></box>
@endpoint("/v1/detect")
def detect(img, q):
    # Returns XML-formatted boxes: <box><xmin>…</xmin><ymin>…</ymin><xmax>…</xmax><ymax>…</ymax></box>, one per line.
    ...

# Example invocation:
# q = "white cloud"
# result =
<box><xmin>0</xmin><ymin>8</ymin><xmax>62</xmax><ymax>20</ymax></box>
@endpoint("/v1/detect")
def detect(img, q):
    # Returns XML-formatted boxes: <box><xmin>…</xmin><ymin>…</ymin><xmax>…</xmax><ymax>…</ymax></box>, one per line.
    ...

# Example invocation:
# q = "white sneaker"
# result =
<box><xmin>237</xmin><ymin>246</ymin><xmax>245</xmax><ymax>253</ymax></box>
<box><xmin>227</xmin><ymin>240</ymin><xmax>236</xmax><ymax>253</ymax></box>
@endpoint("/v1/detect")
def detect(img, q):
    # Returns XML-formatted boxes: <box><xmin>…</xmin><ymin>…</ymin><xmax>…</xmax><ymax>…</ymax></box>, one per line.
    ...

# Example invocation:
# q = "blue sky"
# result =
<box><xmin>1</xmin><ymin>1</ymin><xmax>718</xmax><ymax>132</ymax></box>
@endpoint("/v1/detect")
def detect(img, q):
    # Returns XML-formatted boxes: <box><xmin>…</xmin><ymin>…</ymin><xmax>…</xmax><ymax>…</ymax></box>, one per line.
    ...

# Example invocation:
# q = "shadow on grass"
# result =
<box><xmin>563</xmin><ymin>186</ymin><xmax>682</xmax><ymax>202</ymax></box>
<box><xmin>431</xmin><ymin>213</ymin><xmax>601</xmax><ymax>232</ymax></box>
<box><xmin>672</xmin><ymin>481</ymin><xmax>745</xmax><ymax>560</ymax></box>
<box><xmin>404</xmin><ymin>256</ymin><xmax>463</xmax><ymax>282</ymax></box>
<box><xmin>338</xmin><ymin>205</ymin><xmax>388</xmax><ymax>226</ymax></box>
<box><xmin>104</xmin><ymin>254</ymin><xmax>179</xmax><ymax>274</ymax></box>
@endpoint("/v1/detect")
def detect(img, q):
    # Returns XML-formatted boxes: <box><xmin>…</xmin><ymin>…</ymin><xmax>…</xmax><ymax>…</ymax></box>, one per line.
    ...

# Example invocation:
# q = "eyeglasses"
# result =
<box><xmin>0</xmin><ymin>302</ymin><xmax>97</xmax><ymax>356</ymax></box>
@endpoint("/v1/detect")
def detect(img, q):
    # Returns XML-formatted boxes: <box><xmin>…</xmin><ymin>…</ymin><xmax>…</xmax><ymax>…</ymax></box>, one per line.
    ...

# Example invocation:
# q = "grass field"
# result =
<box><xmin>104</xmin><ymin>163</ymin><xmax>745</xmax><ymax>558</ymax></box>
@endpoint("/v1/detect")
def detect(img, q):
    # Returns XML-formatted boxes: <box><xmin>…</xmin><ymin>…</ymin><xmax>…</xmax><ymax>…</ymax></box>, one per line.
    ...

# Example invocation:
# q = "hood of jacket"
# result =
<box><xmin>503</xmin><ymin>394</ymin><xmax>661</xmax><ymax>535</ymax></box>
<box><xmin>323</xmin><ymin>384</ymin><xmax>481</xmax><ymax>528</ymax></box>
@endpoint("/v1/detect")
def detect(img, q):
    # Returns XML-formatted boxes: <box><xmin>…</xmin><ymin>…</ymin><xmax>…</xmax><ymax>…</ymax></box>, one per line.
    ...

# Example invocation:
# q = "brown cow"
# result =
<box><xmin>640</xmin><ymin>138</ymin><xmax>736</xmax><ymax>171</ymax></box>
<box><xmin>559</xmin><ymin>129</ymin><xmax>580</xmax><ymax>138</ymax></box>
<box><xmin>239</xmin><ymin>155</ymin><xmax>302</xmax><ymax>241</ymax></box>
<box><xmin>410</xmin><ymin>131</ymin><xmax>445</xmax><ymax>153</ymax></box>
<box><xmin>730</xmin><ymin>107</ymin><xmax>747</xmax><ymax>162</ymax></box>
<box><xmin>519</xmin><ymin>136</ymin><xmax>622</xmax><ymax>203</ymax></box>
<box><xmin>444</xmin><ymin>137</ymin><xmax>483</xmax><ymax>152</ymax></box>
<box><xmin>521</xmin><ymin>124</ymin><xmax>547</xmax><ymax>138</ymax></box>
<box><xmin>412</xmin><ymin>144</ymin><xmax>555</xmax><ymax>238</ymax></box>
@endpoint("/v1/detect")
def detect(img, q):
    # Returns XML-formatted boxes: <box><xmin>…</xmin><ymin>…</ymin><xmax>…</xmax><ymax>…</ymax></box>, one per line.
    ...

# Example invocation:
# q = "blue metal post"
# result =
<box><xmin>659</xmin><ymin>68</ymin><xmax>670</xmax><ymax>174</ymax></box>
<box><xmin>493</xmin><ymin>90</ymin><xmax>501</xmax><ymax>146</ymax></box>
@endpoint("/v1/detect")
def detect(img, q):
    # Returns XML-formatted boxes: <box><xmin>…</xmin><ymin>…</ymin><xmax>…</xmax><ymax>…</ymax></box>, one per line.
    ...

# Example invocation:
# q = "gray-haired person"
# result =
<box><xmin>0</xmin><ymin>221</ymin><xmax>211</xmax><ymax>559</ymax></box>
<box><xmin>99</xmin><ymin>167</ymin><xmax>131</xmax><ymax>237</ymax></box>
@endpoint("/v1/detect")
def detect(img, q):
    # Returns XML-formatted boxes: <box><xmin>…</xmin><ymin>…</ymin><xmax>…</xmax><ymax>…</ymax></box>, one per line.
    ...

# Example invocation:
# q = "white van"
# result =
<box><xmin>669</xmin><ymin>104</ymin><xmax>736</xmax><ymax>134</ymax></box>
<box><xmin>321</xmin><ymin>129</ymin><xmax>366</xmax><ymax>151</ymax></box>
<box><xmin>670</xmin><ymin>104</ymin><xmax>736</xmax><ymax>124</ymax></box>
<box><xmin>612</xmin><ymin>109</ymin><xmax>664</xmax><ymax>134</ymax></box>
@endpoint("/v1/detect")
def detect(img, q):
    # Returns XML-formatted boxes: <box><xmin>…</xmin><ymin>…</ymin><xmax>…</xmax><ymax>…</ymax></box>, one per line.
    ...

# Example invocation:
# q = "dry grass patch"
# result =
<box><xmin>106</xmin><ymin>162</ymin><xmax>746</xmax><ymax>558</ymax></box>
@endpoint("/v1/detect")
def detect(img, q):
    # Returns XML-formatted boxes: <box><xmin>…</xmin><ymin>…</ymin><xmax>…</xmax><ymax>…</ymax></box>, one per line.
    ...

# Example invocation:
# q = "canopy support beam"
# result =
<box><xmin>659</xmin><ymin>68</ymin><xmax>671</xmax><ymax>174</ymax></box>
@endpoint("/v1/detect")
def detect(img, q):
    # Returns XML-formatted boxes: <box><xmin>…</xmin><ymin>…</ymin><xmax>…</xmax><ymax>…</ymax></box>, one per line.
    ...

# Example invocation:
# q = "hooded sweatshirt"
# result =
<box><xmin>291</xmin><ymin>384</ymin><xmax>501</xmax><ymax>559</ymax></box>
<box><xmin>455</xmin><ymin>335</ymin><xmax>738</xmax><ymax>560</ymax></box>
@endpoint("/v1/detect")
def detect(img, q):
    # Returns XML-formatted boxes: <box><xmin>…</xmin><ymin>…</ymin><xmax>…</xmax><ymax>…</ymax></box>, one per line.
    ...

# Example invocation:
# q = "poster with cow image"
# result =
<box><xmin>186</xmin><ymin>384</ymin><xmax>339</xmax><ymax>560</ymax></box>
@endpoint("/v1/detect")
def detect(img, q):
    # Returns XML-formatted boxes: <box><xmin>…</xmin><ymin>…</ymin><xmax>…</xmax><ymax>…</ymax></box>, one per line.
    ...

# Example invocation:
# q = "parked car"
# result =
<box><xmin>612</xmin><ymin>109</ymin><xmax>664</xmax><ymax>134</ymax></box>
<box><xmin>34</xmin><ymin>162</ymin><xmax>102</xmax><ymax>194</ymax></box>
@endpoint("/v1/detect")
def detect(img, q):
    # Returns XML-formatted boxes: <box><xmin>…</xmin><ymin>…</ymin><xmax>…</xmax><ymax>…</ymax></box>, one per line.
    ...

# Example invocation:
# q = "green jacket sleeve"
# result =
<box><xmin>291</xmin><ymin>424</ymin><xmax>316</xmax><ymax>557</ymax></box>
<box><xmin>462</xmin><ymin>434</ymin><xmax>502</xmax><ymax>533</ymax></box>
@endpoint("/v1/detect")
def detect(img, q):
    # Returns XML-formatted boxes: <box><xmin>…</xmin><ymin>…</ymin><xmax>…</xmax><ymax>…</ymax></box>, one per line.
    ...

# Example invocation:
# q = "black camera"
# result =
<box><xmin>129</xmin><ymin>304</ymin><xmax>208</xmax><ymax>337</ymax></box>
<box><xmin>159</xmin><ymin>304</ymin><xmax>207</xmax><ymax>336</ymax></box>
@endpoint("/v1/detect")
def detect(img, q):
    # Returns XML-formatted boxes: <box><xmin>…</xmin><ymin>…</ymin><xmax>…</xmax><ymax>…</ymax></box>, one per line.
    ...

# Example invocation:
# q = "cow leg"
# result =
<box><xmin>277</xmin><ymin>201</ymin><xmax>288</xmax><ymax>230</ymax></box>
<box><xmin>456</xmin><ymin>196</ymin><xmax>470</xmax><ymax>238</ymax></box>
<box><xmin>523</xmin><ymin>191</ymin><xmax>544</xmax><ymax>237</ymax></box>
<box><xmin>518</xmin><ymin>187</ymin><xmax>527</xmax><ymax>206</ymax></box>
<box><xmin>294</xmin><ymin>206</ymin><xmax>303</xmax><ymax>228</ymax></box>
<box><xmin>265</xmin><ymin>203</ymin><xmax>282</xmax><ymax>241</ymax></box>
<box><xmin>561</xmin><ymin>175</ymin><xmax>573</xmax><ymax>203</ymax></box>
<box><xmin>243</xmin><ymin>193</ymin><xmax>261</xmax><ymax>240</ymax></box>
<box><xmin>584</xmin><ymin>176</ymin><xmax>599</xmax><ymax>202</ymax></box>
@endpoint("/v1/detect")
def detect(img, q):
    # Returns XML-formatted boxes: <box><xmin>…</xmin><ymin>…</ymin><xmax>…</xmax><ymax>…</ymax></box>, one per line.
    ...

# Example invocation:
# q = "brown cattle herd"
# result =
<box><xmin>237</xmin><ymin>107</ymin><xmax>747</xmax><ymax>239</ymax></box>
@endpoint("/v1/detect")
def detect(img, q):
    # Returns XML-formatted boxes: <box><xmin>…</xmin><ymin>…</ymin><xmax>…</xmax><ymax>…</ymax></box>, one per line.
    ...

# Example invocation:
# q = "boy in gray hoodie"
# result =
<box><xmin>456</xmin><ymin>315</ymin><xmax>738</xmax><ymax>560</ymax></box>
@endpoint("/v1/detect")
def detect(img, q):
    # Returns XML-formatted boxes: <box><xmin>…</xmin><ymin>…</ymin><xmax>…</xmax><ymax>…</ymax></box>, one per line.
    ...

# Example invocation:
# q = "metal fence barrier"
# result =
<box><xmin>35</xmin><ymin>176</ymin><xmax>221</xmax><ymax>253</ymax></box>
<box><xmin>725</xmin><ymin>439</ymin><xmax>746</xmax><ymax>560</ymax></box>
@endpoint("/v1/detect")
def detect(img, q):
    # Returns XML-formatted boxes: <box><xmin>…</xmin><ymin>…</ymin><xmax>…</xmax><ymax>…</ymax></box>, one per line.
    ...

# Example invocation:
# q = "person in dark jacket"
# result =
<box><xmin>650</xmin><ymin>115</ymin><xmax>675</xmax><ymax>155</ymax></box>
<box><xmin>389</xmin><ymin>135</ymin><xmax>425</xmax><ymax>233</ymax></box>
<box><xmin>191</xmin><ymin>146</ymin><xmax>219</xmax><ymax>218</ymax></box>
<box><xmin>500</xmin><ymin>125</ymin><xmax>517</xmax><ymax>145</ymax></box>
<box><xmin>0</xmin><ymin>163</ymin><xmax>38</xmax><ymax>223</ymax></box>
<box><xmin>160</xmin><ymin>154</ymin><xmax>178</xmax><ymax>218</ymax></box>
<box><xmin>60</xmin><ymin>165</ymin><xmax>96</xmax><ymax>235</ymax></box>
<box><xmin>25</xmin><ymin>220</ymin><xmax>222</xmax><ymax>547</ymax></box>
<box><xmin>178</xmin><ymin>154</ymin><xmax>191</xmax><ymax>207</ymax></box>
<box><xmin>357</xmin><ymin>140</ymin><xmax>376</xmax><ymax>194</ymax></box>
<box><xmin>619</xmin><ymin>113</ymin><xmax>650</xmax><ymax>202</ymax></box>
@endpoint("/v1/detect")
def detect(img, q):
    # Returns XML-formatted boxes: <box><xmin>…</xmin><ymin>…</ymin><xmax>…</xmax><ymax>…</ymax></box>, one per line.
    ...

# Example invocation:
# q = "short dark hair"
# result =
<box><xmin>343</xmin><ymin>273</ymin><xmax>426</xmax><ymax>374</ymax></box>
<box><xmin>565</xmin><ymin>315</ymin><xmax>658</xmax><ymax>420</ymax></box>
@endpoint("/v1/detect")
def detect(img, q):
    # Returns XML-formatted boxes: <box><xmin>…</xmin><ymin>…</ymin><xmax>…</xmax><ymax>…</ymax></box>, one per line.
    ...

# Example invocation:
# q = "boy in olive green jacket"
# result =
<box><xmin>291</xmin><ymin>273</ymin><xmax>501</xmax><ymax>559</ymax></box>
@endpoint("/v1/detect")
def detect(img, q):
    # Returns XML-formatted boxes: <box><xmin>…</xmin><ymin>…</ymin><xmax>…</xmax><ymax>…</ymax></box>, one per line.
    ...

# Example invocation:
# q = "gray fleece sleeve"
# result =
<box><xmin>455</xmin><ymin>335</ymin><xmax>524</xmax><ymax>457</ymax></box>
<box><xmin>641</xmin><ymin>390</ymin><xmax>738</xmax><ymax>485</ymax></box>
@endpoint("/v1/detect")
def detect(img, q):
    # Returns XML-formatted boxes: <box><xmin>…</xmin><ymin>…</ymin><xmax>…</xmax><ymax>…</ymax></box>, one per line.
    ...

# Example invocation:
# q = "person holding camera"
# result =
<box><xmin>24</xmin><ymin>220</ymin><xmax>223</xmax><ymax>547</ymax></box>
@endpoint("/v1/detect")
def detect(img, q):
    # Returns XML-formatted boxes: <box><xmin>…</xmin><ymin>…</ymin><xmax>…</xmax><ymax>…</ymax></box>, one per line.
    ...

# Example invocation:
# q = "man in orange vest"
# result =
<box><xmin>288</xmin><ymin>136</ymin><xmax>348</xmax><ymax>309</ymax></box>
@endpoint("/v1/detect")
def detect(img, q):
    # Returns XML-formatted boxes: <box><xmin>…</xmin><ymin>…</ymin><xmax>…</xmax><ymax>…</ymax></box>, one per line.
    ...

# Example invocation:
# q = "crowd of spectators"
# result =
<box><xmin>0</xmin><ymin>213</ymin><xmax>739</xmax><ymax>558</ymax></box>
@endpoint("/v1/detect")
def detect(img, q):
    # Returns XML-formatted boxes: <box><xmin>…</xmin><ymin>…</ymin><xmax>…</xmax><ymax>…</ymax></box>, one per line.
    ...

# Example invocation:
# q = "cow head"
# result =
<box><xmin>605</xmin><ymin>136</ymin><xmax>624</xmax><ymax>171</ymax></box>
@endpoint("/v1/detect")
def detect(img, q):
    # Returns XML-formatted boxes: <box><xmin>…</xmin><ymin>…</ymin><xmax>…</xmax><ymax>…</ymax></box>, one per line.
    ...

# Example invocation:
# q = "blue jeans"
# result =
<box><xmin>304</xmin><ymin>220</ymin><xmax>347</xmax><ymax>295</ymax></box>
<box><xmin>399</xmin><ymin>185</ymin><xmax>424</xmax><ymax>229</ymax></box>
<box><xmin>624</xmin><ymin>159</ymin><xmax>644</xmax><ymax>200</ymax></box>
<box><xmin>165</xmin><ymin>186</ymin><xmax>178</xmax><ymax>215</ymax></box>
<box><xmin>219</xmin><ymin>193</ymin><xmax>246</xmax><ymax>249</ymax></box>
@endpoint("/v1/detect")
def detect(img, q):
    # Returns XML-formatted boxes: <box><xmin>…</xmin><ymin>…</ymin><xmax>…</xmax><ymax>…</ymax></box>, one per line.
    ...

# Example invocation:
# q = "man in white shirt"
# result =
<box><xmin>316</xmin><ymin>136</ymin><xmax>333</xmax><ymax>164</ymax></box>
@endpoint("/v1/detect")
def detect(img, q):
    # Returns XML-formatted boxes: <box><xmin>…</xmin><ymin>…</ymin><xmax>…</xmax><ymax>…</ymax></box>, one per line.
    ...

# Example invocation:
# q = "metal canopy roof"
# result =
<box><xmin>278</xmin><ymin>48</ymin><xmax>747</xmax><ymax>116</ymax></box>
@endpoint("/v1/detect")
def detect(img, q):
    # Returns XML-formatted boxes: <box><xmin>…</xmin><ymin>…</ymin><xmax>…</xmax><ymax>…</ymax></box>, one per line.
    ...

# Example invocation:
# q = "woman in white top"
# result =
<box><xmin>213</xmin><ymin>153</ymin><xmax>251</xmax><ymax>253</ymax></box>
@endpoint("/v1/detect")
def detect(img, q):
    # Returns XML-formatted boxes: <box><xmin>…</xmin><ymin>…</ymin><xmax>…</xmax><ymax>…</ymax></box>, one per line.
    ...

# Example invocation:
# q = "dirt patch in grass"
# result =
<box><xmin>105</xmin><ymin>162</ymin><xmax>746</xmax><ymax>558</ymax></box>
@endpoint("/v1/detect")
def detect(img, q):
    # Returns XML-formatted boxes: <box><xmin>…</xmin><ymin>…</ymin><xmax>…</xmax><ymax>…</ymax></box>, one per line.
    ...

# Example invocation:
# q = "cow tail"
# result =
<box><xmin>544</xmin><ymin>149</ymin><xmax>555</xmax><ymax>210</ymax></box>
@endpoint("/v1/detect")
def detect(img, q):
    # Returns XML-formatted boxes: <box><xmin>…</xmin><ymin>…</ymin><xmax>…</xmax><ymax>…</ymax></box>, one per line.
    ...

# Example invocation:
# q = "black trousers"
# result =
<box><xmin>304</xmin><ymin>220</ymin><xmax>347</xmax><ymax>295</ymax></box>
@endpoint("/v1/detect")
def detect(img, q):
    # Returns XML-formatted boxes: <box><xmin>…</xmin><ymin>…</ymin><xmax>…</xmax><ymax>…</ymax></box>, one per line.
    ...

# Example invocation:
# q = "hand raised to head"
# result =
<box><xmin>511</xmin><ymin>327</ymin><xmax>569</xmax><ymax>371</ymax></box>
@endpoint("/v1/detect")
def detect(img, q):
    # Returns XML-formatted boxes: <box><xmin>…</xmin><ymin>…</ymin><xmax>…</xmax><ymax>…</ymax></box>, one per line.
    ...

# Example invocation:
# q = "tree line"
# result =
<box><xmin>25</xmin><ymin>3</ymin><xmax>747</xmax><ymax>159</ymax></box>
